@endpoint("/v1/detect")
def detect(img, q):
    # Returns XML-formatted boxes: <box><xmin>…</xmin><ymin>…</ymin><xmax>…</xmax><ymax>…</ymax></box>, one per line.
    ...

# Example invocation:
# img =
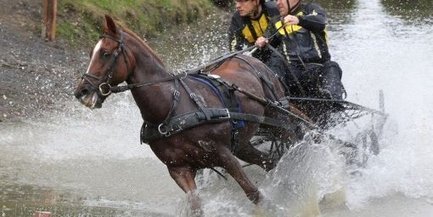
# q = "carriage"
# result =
<box><xmin>74</xmin><ymin>15</ymin><xmax>388</xmax><ymax>215</ymax></box>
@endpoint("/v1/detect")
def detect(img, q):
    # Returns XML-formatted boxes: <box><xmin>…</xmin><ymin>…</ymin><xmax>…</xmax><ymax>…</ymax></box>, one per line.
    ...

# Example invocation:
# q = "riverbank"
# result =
<box><xmin>0</xmin><ymin>0</ymin><xmax>228</xmax><ymax>122</ymax></box>
<box><xmin>56</xmin><ymin>0</ymin><xmax>215</xmax><ymax>47</ymax></box>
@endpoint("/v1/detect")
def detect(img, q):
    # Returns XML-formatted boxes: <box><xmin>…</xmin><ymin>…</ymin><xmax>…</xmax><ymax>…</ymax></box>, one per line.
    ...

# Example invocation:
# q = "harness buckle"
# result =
<box><xmin>190</xmin><ymin>93</ymin><xmax>197</xmax><ymax>99</ymax></box>
<box><xmin>158</xmin><ymin>123</ymin><xmax>170</xmax><ymax>136</ymax></box>
<box><xmin>173</xmin><ymin>89</ymin><xmax>180</xmax><ymax>99</ymax></box>
<box><xmin>220</xmin><ymin>108</ymin><xmax>231</xmax><ymax>119</ymax></box>
<box><xmin>99</xmin><ymin>83</ymin><xmax>112</xmax><ymax>96</ymax></box>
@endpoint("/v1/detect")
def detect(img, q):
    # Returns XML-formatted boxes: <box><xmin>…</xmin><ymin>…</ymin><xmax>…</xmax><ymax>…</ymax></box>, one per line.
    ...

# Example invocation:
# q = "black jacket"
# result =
<box><xmin>276</xmin><ymin>3</ymin><xmax>331</xmax><ymax>69</ymax></box>
<box><xmin>228</xmin><ymin>1</ymin><xmax>280</xmax><ymax>63</ymax></box>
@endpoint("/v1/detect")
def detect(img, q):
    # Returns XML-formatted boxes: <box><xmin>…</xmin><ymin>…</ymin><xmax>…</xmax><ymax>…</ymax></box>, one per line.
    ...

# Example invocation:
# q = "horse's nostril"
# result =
<box><xmin>74</xmin><ymin>88</ymin><xmax>89</xmax><ymax>99</ymax></box>
<box><xmin>81</xmin><ymin>88</ymin><xmax>89</xmax><ymax>96</ymax></box>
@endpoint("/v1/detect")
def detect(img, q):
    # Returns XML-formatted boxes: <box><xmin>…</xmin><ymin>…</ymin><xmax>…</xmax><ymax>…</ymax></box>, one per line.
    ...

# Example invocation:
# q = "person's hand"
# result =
<box><xmin>283</xmin><ymin>15</ymin><xmax>299</xmax><ymax>25</ymax></box>
<box><xmin>255</xmin><ymin>36</ymin><xmax>268</xmax><ymax>48</ymax></box>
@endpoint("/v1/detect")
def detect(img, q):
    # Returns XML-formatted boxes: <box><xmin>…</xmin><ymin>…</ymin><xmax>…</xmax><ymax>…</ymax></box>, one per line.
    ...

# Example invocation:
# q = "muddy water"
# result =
<box><xmin>1</xmin><ymin>0</ymin><xmax>433</xmax><ymax>216</ymax></box>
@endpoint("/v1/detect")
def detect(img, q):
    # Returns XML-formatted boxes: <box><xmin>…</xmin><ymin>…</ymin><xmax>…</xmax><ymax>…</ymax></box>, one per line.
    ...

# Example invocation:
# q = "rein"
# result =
<box><xmin>108</xmin><ymin>45</ymin><xmax>258</xmax><ymax>94</ymax></box>
<box><xmin>111</xmin><ymin>72</ymin><xmax>188</xmax><ymax>93</ymax></box>
<box><xmin>104</xmin><ymin>16</ymin><xmax>292</xmax><ymax>95</ymax></box>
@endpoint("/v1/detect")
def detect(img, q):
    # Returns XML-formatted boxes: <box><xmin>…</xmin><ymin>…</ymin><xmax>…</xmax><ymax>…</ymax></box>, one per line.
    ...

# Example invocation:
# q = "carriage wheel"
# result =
<box><xmin>268</xmin><ymin>138</ymin><xmax>292</xmax><ymax>160</ymax></box>
<box><xmin>353</xmin><ymin>129</ymin><xmax>380</xmax><ymax>167</ymax></box>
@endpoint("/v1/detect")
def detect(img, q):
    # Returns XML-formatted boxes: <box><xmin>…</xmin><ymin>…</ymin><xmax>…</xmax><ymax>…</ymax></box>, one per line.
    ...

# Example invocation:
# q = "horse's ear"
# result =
<box><xmin>103</xmin><ymin>15</ymin><xmax>117</xmax><ymax>35</ymax></box>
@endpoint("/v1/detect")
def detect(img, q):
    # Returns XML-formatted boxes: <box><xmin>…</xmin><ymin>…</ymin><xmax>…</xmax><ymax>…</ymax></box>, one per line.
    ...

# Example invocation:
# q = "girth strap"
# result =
<box><xmin>141</xmin><ymin>108</ymin><xmax>293</xmax><ymax>143</ymax></box>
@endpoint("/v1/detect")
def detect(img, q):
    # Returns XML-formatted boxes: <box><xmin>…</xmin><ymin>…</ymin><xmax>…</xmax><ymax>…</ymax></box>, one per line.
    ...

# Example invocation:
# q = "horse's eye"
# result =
<box><xmin>100</xmin><ymin>51</ymin><xmax>111</xmax><ymax>59</ymax></box>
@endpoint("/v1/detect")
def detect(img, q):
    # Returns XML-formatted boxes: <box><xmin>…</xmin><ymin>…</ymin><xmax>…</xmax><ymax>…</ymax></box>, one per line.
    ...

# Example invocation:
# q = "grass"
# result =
<box><xmin>56</xmin><ymin>0</ymin><xmax>214</xmax><ymax>47</ymax></box>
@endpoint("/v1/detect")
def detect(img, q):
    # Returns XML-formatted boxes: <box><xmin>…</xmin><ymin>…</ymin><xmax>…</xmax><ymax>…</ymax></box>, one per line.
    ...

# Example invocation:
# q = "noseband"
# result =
<box><xmin>81</xmin><ymin>31</ymin><xmax>129</xmax><ymax>96</ymax></box>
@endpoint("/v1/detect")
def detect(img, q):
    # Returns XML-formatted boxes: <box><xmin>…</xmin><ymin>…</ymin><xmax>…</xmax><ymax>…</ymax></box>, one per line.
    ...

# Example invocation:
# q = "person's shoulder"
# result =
<box><xmin>229</xmin><ymin>11</ymin><xmax>247</xmax><ymax>30</ymax></box>
<box><xmin>230</xmin><ymin>11</ymin><xmax>243</xmax><ymax>24</ymax></box>
<box><xmin>230</xmin><ymin>11</ymin><xmax>242</xmax><ymax>20</ymax></box>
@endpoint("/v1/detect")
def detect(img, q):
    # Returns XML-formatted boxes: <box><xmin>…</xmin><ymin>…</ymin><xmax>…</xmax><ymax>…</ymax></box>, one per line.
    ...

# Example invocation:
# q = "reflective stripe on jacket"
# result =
<box><xmin>228</xmin><ymin>1</ymin><xmax>280</xmax><ymax>62</ymax></box>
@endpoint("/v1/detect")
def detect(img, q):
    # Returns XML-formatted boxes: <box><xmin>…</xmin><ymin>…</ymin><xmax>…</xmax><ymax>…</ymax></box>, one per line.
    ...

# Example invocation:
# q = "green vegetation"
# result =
<box><xmin>56</xmin><ymin>0</ymin><xmax>214</xmax><ymax>47</ymax></box>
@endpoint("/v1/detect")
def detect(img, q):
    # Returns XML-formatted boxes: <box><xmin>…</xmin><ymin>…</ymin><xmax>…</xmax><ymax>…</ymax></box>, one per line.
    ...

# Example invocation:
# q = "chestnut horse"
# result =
<box><xmin>74</xmin><ymin>15</ymin><xmax>304</xmax><ymax>215</ymax></box>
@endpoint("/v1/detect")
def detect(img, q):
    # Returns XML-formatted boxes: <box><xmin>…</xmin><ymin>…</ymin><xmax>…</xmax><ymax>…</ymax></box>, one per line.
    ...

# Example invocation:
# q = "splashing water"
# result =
<box><xmin>2</xmin><ymin>0</ymin><xmax>433</xmax><ymax>216</ymax></box>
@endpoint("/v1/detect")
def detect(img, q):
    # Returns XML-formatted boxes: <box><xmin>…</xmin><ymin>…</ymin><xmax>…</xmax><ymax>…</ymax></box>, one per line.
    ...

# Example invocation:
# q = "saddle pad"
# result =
<box><xmin>189</xmin><ymin>73</ymin><xmax>245</xmax><ymax>129</ymax></box>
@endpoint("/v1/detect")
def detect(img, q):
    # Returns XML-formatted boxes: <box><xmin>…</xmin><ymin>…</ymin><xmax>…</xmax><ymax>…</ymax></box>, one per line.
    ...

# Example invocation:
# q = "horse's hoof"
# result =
<box><xmin>247</xmin><ymin>190</ymin><xmax>263</xmax><ymax>204</ymax></box>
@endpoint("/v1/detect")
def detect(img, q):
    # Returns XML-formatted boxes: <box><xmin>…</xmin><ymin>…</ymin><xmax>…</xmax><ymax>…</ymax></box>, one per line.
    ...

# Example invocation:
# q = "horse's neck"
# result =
<box><xmin>128</xmin><ymin>45</ymin><xmax>174</xmax><ymax>124</ymax></box>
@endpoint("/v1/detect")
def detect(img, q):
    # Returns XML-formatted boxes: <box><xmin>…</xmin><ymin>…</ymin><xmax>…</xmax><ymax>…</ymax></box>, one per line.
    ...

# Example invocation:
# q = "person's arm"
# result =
<box><xmin>228</xmin><ymin>15</ymin><xmax>247</xmax><ymax>51</ymax></box>
<box><xmin>255</xmin><ymin>29</ymin><xmax>282</xmax><ymax>49</ymax></box>
<box><xmin>263</xmin><ymin>2</ymin><xmax>282</xmax><ymax>48</ymax></box>
<box><xmin>256</xmin><ymin>12</ymin><xmax>281</xmax><ymax>48</ymax></box>
<box><xmin>297</xmin><ymin>3</ymin><xmax>327</xmax><ymax>32</ymax></box>
<box><xmin>265</xmin><ymin>17</ymin><xmax>282</xmax><ymax>48</ymax></box>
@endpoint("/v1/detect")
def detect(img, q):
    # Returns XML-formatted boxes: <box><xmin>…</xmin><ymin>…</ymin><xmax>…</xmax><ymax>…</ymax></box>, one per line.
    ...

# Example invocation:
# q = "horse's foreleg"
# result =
<box><xmin>168</xmin><ymin>167</ymin><xmax>203</xmax><ymax>216</ymax></box>
<box><xmin>217</xmin><ymin>146</ymin><xmax>263</xmax><ymax>204</ymax></box>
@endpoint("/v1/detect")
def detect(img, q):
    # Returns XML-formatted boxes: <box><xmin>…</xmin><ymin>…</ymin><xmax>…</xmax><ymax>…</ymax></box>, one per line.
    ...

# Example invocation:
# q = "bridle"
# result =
<box><xmin>80</xmin><ymin>30</ymin><xmax>191</xmax><ymax>96</ymax></box>
<box><xmin>81</xmin><ymin>31</ymin><xmax>130</xmax><ymax>96</ymax></box>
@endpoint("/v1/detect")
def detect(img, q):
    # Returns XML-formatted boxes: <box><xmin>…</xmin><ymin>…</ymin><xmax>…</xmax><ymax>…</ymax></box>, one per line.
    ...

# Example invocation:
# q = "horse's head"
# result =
<box><xmin>74</xmin><ymin>15</ymin><xmax>131</xmax><ymax>109</ymax></box>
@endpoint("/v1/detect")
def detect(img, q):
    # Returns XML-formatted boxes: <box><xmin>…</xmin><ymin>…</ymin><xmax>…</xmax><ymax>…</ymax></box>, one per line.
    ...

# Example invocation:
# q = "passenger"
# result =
<box><xmin>255</xmin><ymin>0</ymin><xmax>345</xmax><ymax>100</ymax></box>
<box><xmin>228</xmin><ymin>0</ymin><xmax>287</xmax><ymax>77</ymax></box>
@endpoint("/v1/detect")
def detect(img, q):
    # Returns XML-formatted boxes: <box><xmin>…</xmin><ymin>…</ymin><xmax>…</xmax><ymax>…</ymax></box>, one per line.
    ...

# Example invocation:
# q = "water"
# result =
<box><xmin>2</xmin><ymin>0</ymin><xmax>433</xmax><ymax>216</ymax></box>
<box><xmin>326</xmin><ymin>0</ymin><xmax>433</xmax><ymax>215</ymax></box>
<box><xmin>1</xmin><ymin>96</ymin><xmax>184</xmax><ymax>216</ymax></box>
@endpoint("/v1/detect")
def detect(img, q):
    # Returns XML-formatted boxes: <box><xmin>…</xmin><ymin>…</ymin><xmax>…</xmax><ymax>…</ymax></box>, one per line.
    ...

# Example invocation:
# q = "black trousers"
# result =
<box><xmin>285</xmin><ymin>61</ymin><xmax>345</xmax><ymax>99</ymax></box>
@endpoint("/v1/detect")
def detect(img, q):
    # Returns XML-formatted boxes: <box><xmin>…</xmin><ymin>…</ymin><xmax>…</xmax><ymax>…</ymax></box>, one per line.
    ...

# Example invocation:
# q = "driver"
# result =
<box><xmin>256</xmin><ymin>0</ymin><xmax>345</xmax><ymax>100</ymax></box>
<box><xmin>228</xmin><ymin>0</ymin><xmax>287</xmax><ymax>76</ymax></box>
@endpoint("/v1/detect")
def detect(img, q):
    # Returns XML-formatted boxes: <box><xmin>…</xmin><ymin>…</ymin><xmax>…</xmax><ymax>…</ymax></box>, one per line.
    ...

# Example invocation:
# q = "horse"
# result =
<box><xmin>74</xmin><ymin>15</ymin><xmax>307</xmax><ymax>215</ymax></box>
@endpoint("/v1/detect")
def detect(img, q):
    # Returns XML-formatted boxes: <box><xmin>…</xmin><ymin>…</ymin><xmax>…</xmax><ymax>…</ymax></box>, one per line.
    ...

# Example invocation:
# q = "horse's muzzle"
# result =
<box><xmin>80</xmin><ymin>92</ymin><xmax>101</xmax><ymax>109</ymax></box>
<box><xmin>74</xmin><ymin>85</ymin><xmax>103</xmax><ymax>109</ymax></box>
<box><xmin>74</xmin><ymin>85</ymin><xmax>89</xmax><ymax>100</ymax></box>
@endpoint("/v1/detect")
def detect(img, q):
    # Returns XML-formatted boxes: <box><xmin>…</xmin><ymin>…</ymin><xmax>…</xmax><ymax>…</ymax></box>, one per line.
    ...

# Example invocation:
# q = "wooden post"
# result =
<box><xmin>42</xmin><ymin>0</ymin><xmax>57</xmax><ymax>41</ymax></box>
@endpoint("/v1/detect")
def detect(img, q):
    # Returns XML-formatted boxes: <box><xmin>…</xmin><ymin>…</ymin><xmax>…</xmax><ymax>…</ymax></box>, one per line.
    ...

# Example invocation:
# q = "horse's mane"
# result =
<box><xmin>119</xmin><ymin>26</ymin><xmax>164</xmax><ymax>66</ymax></box>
